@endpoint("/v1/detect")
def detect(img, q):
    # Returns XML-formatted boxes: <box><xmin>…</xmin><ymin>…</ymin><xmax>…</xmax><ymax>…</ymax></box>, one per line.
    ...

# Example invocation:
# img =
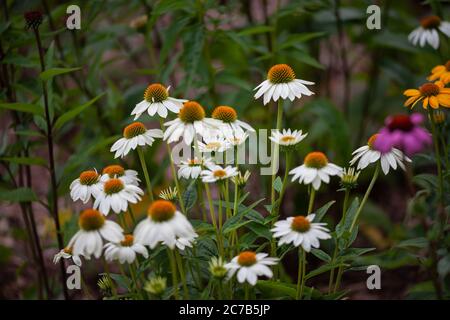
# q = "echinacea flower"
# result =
<box><xmin>428</xmin><ymin>61</ymin><xmax>450</xmax><ymax>84</ymax></box>
<box><xmin>227</xmin><ymin>130</ymin><xmax>249</xmax><ymax>147</ymax></box>
<box><xmin>340</xmin><ymin>167</ymin><xmax>360</xmax><ymax>190</ymax></box>
<box><xmin>408</xmin><ymin>15</ymin><xmax>450</xmax><ymax>49</ymax></box>
<box><xmin>178</xmin><ymin>157</ymin><xmax>211</xmax><ymax>179</ymax></box>
<box><xmin>269</xmin><ymin>129</ymin><xmax>307</xmax><ymax>147</ymax></box>
<box><xmin>271</xmin><ymin>214</ymin><xmax>331</xmax><ymax>252</ymax></box>
<box><xmin>131</xmin><ymin>83</ymin><xmax>187</xmax><ymax>119</ymax></box>
<box><xmin>350</xmin><ymin>134</ymin><xmax>411</xmax><ymax>175</ymax></box>
<box><xmin>100</xmin><ymin>165</ymin><xmax>140</xmax><ymax>186</ymax></box>
<box><xmin>209</xmin><ymin>257</ymin><xmax>228</xmax><ymax>280</ymax></box>
<box><xmin>404</xmin><ymin>82</ymin><xmax>450</xmax><ymax>109</ymax></box>
<box><xmin>94</xmin><ymin>178</ymin><xmax>143</xmax><ymax>215</ymax></box>
<box><xmin>144</xmin><ymin>276</ymin><xmax>167</xmax><ymax>296</ymax></box>
<box><xmin>232</xmin><ymin>170</ymin><xmax>251</xmax><ymax>187</ymax></box>
<box><xmin>70</xmin><ymin>169</ymin><xmax>102</xmax><ymax>204</ymax></box>
<box><xmin>111</xmin><ymin>122</ymin><xmax>163</xmax><ymax>158</ymax></box>
<box><xmin>374</xmin><ymin>114</ymin><xmax>431</xmax><ymax>156</ymax></box>
<box><xmin>201</xmin><ymin>164</ymin><xmax>238</xmax><ymax>183</ymax></box>
<box><xmin>163</xmin><ymin>101</ymin><xmax>222</xmax><ymax>145</ymax></box>
<box><xmin>159</xmin><ymin>186</ymin><xmax>178</xmax><ymax>200</ymax></box>
<box><xmin>196</xmin><ymin>134</ymin><xmax>231</xmax><ymax>153</ymax></box>
<box><xmin>290</xmin><ymin>152</ymin><xmax>342</xmax><ymax>190</ymax></box>
<box><xmin>211</xmin><ymin>106</ymin><xmax>254</xmax><ymax>138</ymax></box>
<box><xmin>104</xmin><ymin>234</ymin><xmax>148</xmax><ymax>264</ymax></box>
<box><xmin>24</xmin><ymin>11</ymin><xmax>43</xmax><ymax>30</ymax></box>
<box><xmin>254</xmin><ymin>64</ymin><xmax>314</xmax><ymax>105</ymax></box>
<box><xmin>225</xmin><ymin>251</ymin><xmax>278</xmax><ymax>285</ymax></box>
<box><xmin>53</xmin><ymin>247</ymin><xmax>82</xmax><ymax>267</ymax></box>
<box><xmin>134</xmin><ymin>200</ymin><xmax>198</xmax><ymax>250</ymax></box>
<box><xmin>68</xmin><ymin>209</ymin><xmax>124</xmax><ymax>259</ymax></box>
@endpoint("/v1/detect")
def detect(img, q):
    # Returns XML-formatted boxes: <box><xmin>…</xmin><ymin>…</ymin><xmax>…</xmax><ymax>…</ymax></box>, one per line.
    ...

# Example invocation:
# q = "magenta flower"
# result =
<box><xmin>374</xmin><ymin>113</ymin><xmax>431</xmax><ymax>156</ymax></box>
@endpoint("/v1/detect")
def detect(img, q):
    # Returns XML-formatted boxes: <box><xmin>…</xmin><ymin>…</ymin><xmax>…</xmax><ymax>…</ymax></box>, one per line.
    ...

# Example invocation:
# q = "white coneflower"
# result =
<box><xmin>70</xmin><ymin>169</ymin><xmax>102</xmax><ymax>204</ymax></box>
<box><xmin>134</xmin><ymin>200</ymin><xmax>198</xmax><ymax>250</ymax></box>
<box><xmin>350</xmin><ymin>134</ymin><xmax>411</xmax><ymax>175</ymax></box>
<box><xmin>104</xmin><ymin>234</ymin><xmax>148</xmax><ymax>264</ymax></box>
<box><xmin>271</xmin><ymin>214</ymin><xmax>331</xmax><ymax>252</ymax></box>
<box><xmin>94</xmin><ymin>178</ymin><xmax>143</xmax><ymax>215</ymax></box>
<box><xmin>111</xmin><ymin>122</ymin><xmax>163</xmax><ymax>158</ymax></box>
<box><xmin>408</xmin><ymin>15</ymin><xmax>450</xmax><ymax>49</ymax></box>
<box><xmin>209</xmin><ymin>256</ymin><xmax>228</xmax><ymax>280</ymax></box>
<box><xmin>53</xmin><ymin>247</ymin><xmax>82</xmax><ymax>267</ymax></box>
<box><xmin>290</xmin><ymin>151</ymin><xmax>342</xmax><ymax>190</ymax></box>
<box><xmin>269</xmin><ymin>129</ymin><xmax>307</xmax><ymax>146</ymax></box>
<box><xmin>100</xmin><ymin>165</ymin><xmax>140</xmax><ymax>186</ymax></box>
<box><xmin>68</xmin><ymin>209</ymin><xmax>124</xmax><ymax>259</ymax></box>
<box><xmin>254</xmin><ymin>64</ymin><xmax>314</xmax><ymax>105</ymax></box>
<box><xmin>178</xmin><ymin>157</ymin><xmax>211</xmax><ymax>180</ymax></box>
<box><xmin>227</xmin><ymin>130</ymin><xmax>249</xmax><ymax>147</ymax></box>
<box><xmin>159</xmin><ymin>186</ymin><xmax>178</xmax><ymax>200</ymax></box>
<box><xmin>201</xmin><ymin>164</ymin><xmax>238</xmax><ymax>183</ymax></box>
<box><xmin>211</xmin><ymin>106</ymin><xmax>254</xmax><ymax>138</ymax></box>
<box><xmin>196</xmin><ymin>134</ymin><xmax>231</xmax><ymax>153</ymax></box>
<box><xmin>225</xmin><ymin>251</ymin><xmax>278</xmax><ymax>285</ymax></box>
<box><xmin>163</xmin><ymin>101</ymin><xmax>222</xmax><ymax>145</ymax></box>
<box><xmin>131</xmin><ymin>83</ymin><xmax>187</xmax><ymax>119</ymax></box>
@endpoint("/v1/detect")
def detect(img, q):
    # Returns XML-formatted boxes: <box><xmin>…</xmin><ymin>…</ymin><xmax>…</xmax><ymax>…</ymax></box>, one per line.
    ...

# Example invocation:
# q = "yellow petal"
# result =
<box><xmin>404</xmin><ymin>96</ymin><xmax>418</xmax><ymax>107</ymax></box>
<box><xmin>431</xmin><ymin>65</ymin><xmax>445</xmax><ymax>73</ymax></box>
<box><xmin>422</xmin><ymin>97</ymin><xmax>429</xmax><ymax>109</ymax></box>
<box><xmin>437</xmin><ymin>95</ymin><xmax>450</xmax><ymax>107</ymax></box>
<box><xmin>403</xmin><ymin>89</ymin><xmax>420</xmax><ymax>97</ymax></box>
<box><xmin>429</xmin><ymin>96</ymin><xmax>439</xmax><ymax>109</ymax></box>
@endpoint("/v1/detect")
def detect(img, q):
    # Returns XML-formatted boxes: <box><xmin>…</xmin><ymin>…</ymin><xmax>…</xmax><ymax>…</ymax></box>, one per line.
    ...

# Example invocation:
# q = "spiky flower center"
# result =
<box><xmin>237</xmin><ymin>251</ymin><xmax>257</xmax><ymax>267</ymax></box>
<box><xmin>79</xmin><ymin>170</ymin><xmax>99</xmax><ymax>186</ymax></box>
<box><xmin>420</xmin><ymin>15</ymin><xmax>441</xmax><ymax>29</ymax></box>
<box><xmin>420</xmin><ymin>83</ymin><xmax>440</xmax><ymax>96</ymax></box>
<box><xmin>212</xmin><ymin>106</ymin><xmax>237</xmax><ymax>123</ymax></box>
<box><xmin>187</xmin><ymin>159</ymin><xmax>201</xmax><ymax>166</ymax></box>
<box><xmin>281</xmin><ymin>135</ymin><xmax>296</xmax><ymax>143</ymax></box>
<box><xmin>291</xmin><ymin>216</ymin><xmax>311</xmax><ymax>233</ymax></box>
<box><xmin>124</xmin><ymin>122</ymin><xmax>147</xmax><ymax>139</ymax></box>
<box><xmin>148</xmin><ymin>200</ymin><xmax>176</xmax><ymax>222</ymax></box>
<box><xmin>268</xmin><ymin>64</ymin><xmax>296</xmax><ymax>84</ymax></box>
<box><xmin>120</xmin><ymin>234</ymin><xmax>134</xmax><ymax>247</ymax></box>
<box><xmin>367</xmin><ymin>134</ymin><xmax>379</xmax><ymax>149</ymax></box>
<box><xmin>79</xmin><ymin>209</ymin><xmax>105</xmax><ymax>231</ymax></box>
<box><xmin>304</xmin><ymin>152</ymin><xmax>328</xmax><ymax>169</ymax></box>
<box><xmin>104</xmin><ymin>179</ymin><xmax>124</xmax><ymax>195</ymax></box>
<box><xmin>178</xmin><ymin>101</ymin><xmax>205</xmax><ymax>123</ymax></box>
<box><xmin>63</xmin><ymin>247</ymin><xmax>73</xmax><ymax>255</ymax></box>
<box><xmin>213</xmin><ymin>169</ymin><xmax>227</xmax><ymax>178</ymax></box>
<box><xmin>388</xmin><ymin>115</ymin><xmax>413</xmax><ymax>132</ymax></box>
<box><xmin>24</xmin><ymin>11</ymin><xmax>43</xmax><ymax>29</ymax></box>
<box><xmin>206</xmin><ymin>142</ymin><xmax>222</xmax><ymax>150</ymax></box>
<box><xmin>103</xmin><ymin>165</ymin><xmax>125</xmax><ymax>178</ymax></box>
<box><xmin>144</xmin><ymin>83</ymin><xmax>168</xmax><ymax>103</ymax></box>
<box><xmin>445</xmin><ymin>61</ymin><xmax>450</xmax><ymax>71</ymax></box>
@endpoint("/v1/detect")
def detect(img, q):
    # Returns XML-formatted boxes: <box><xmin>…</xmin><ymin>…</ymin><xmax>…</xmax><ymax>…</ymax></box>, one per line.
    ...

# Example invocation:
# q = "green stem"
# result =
<box><xmin>349</xmin><ymin>165</ymin><xmax>379</xmax><ymax>232</ymax></box>
<box><xmin>204</xmin><ymin>182</ymin><xmax>224</xmax><ymax>256</ymax></box>
<box><xmin>428</xmin><ymin>110</ymin><xmax>444</xmax><ymax>208</ymax></box>
<box><xmin>271</xmin><ymin>99</ymin><xmax>283</xmax><ymax>204</ymax></box>
<box><xmin>295</xmin><ymin>247</ymin><xmax>304</xmax><ymax>300</ymax></box>
<box><xmin>244</xmin><ymin>282</ymin><xmax>250</xmax><ymax>300</ymax></box>
<box><xmin>197</xmin><ymin>182</ymin><xmax>207</xmax><ymax>222</ymax></box>
<box><xmin>307</xmin><ymin>188</ymin><xmax>316</xmax><ymax>214</ymax></box>
<box><xmin>175</xmin><ymin>250</ymin><xmax>189</xmax><ymax>299</ymax></box>
<box><xmin>300</xmin><ymin>249</ymin><xmax>306</xmax><ymax>299</ymax></box>
<box><xmin>128</xmin><ymin>263</ymin><xmax>143</xmax><ymax>299</ymax></box>
<box><xmin>137</xmin><ymin>148</ymin><xmax>154</xmax><ymax>202</ymax></box>
<box><xmin>159</xmin><ymin>119</ymin><xmax>186</xmax><ymax>213</ymax></box>
<box><xmin>167</xmin><ymin>248</ymin><xmax>179</xmax><ymax>300</ymax></box>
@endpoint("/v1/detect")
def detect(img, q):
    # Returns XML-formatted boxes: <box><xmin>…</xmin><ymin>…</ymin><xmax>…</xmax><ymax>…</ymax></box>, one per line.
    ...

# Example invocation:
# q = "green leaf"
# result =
<box><xmin>0</xmin><ymin>102</ymin><xmax>43</xmax><ymax>116</ymax></box>
<box><xmin>39</xmin><ymin>67</ymin><xmax>81</xmax><ymax>81</ymax></box>
<box><xmin>395</xmin><ymin>237</ymin><xmax>428</xmax><ymax>249</ymax></box>
<box><xmin>273</xmin><ymin>176</ymin><xmax>282</xmax><ymax>193</ymax></box>
<box><xmin>238</xmin><ymin>25</ymin><xmax>273</xmax><ymax>36</ymax></box>
<box><xmin>305</xmin><ymin>263</ymin><xmax>346</xmax><ymax>280</ymax></box>
<box><xmin>53</xmin><ymin>93</ymin><xmax>105</xmax><ymax>130</ymax></box>
<box><xmin>0</xmin><ymin>187</ymin><xmax>38</xmax><ymax>202</ymax></box>
<box><xmin>182</xmin><ymin>180</ymin><xmax>197</xmax><ymax>211</ymax></box>
<box><xmin>256</xmin><ymin>280</ymin><xmax>321</xmax><ymax>299</ymax></box>
<box><xmin>311</xmin><ymin>249</ymin><xmax>331</xmax><ymax>262</ymax></box>
<box><xmin>313</xmin><ymin>200</ymin><xmax>335</xmax><ymax>222</ymax></box>
<box><xmin>0</xmin><ymin>156</ymin><xmax>47</xmax><ymax>167</ymax></box>
<box><xmin>336</xmin><ymin>197</ymin><xmax>359</xmax><ymax>238</ymax></box>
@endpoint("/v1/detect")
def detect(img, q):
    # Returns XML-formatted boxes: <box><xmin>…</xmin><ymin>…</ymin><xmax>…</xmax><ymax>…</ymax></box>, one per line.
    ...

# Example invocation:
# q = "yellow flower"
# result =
<box><xmin>427</xmin><ymin>61</ymin><xmax>450</xmax><ymax>84</ymax></box>
<box><xmin>403</xmin><ymin>81</ymin><xmax>450</xmax><ymax>109</ymax></box>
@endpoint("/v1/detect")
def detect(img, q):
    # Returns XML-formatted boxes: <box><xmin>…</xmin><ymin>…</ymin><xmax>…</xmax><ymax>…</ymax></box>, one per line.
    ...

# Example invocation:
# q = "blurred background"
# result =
<box><xmin>0</xmin><ymin>0</ymin><xmax>449</xmax><ymax>299</ymax></box>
